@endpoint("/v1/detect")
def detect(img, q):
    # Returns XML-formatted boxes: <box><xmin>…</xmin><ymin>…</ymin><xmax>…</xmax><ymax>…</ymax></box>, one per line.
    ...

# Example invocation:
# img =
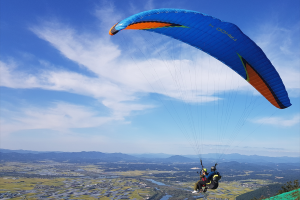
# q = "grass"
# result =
<box><xmin>0</xmin><ymin>177</ymin><xmax>66</xmax><ymax>192</ymax></box>
<box><xmin>130</xmin><ymin>189</ymin><xmax>148</xmax><ymax>199</ymax></box>
<box><xmin>116</xmin><ymin>170</ymin><xmax>146</xmax><ymax>176</ymax></box>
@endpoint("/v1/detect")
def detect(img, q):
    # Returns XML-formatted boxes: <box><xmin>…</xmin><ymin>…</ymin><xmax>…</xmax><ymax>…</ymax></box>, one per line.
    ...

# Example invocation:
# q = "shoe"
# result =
<box><xmin>203</xmin><ymin>188</ymin><xmax>207</xmax><ymax>193</ymax></box>
<box><xmin>192</xmin><ymin>190</ymin><xmax>198</xmax><ymax>194</ymax></box>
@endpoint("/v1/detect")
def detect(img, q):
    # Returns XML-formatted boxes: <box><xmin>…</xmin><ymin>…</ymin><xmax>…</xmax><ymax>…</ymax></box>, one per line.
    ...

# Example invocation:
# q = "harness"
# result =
<box><xmin>206</xmin><ymin>172</ymin><xmax>222</xmax><ymax>189</ymax></box>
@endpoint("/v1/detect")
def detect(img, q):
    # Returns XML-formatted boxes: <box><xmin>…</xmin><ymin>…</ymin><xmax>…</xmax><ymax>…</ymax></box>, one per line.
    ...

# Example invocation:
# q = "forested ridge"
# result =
<box><xmin>236</xmin><ymin>180</ymin><xmax>299</xmax><ymax>200</ymax></box>
<box><xmin>236</xmin><ymin>184</ymin><xmax>282</xmax><ymax>200</ymax></box>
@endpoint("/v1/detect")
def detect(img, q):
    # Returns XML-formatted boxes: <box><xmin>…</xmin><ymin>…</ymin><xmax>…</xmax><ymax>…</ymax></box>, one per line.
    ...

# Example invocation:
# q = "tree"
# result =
<box><xmin>277</xmin><ymin>180</ymin><xmax>299</xmax><ymax>195</ymax></box>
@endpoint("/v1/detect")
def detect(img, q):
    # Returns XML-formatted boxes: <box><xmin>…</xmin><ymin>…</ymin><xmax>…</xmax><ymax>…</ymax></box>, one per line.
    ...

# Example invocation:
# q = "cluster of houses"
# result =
<box><xmin>34</xmin><ymin>184</ymin><xmax>61</xmax><ymax>189</ymax></box>
<box><xmin>240</xmin><ymin>182</ymin><xmax>262</xmax><ymax>188</ymax></box>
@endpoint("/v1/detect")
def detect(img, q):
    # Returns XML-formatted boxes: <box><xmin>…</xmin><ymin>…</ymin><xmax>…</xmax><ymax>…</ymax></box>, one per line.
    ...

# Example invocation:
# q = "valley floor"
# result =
<box><xmin>0</xmin><ymin>161</ymin><xmax>290</xmax><ymax>200</ymax></box>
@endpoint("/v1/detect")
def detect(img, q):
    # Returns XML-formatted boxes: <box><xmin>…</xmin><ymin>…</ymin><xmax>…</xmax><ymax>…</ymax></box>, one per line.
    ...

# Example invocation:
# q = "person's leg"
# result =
<box><xmin>193</xmin><ymin>180</ymin><xmax>206</xmax><ymax>193</ymax></box>
<box><xmin>193</xmin><ymin>180</ymin><xmax>200</xmax><ymax>191</ymax></box>
<box><xmin>197</xmin><ymin>180</ymin><xmax>206</xmax><ymax>191</ymax></box>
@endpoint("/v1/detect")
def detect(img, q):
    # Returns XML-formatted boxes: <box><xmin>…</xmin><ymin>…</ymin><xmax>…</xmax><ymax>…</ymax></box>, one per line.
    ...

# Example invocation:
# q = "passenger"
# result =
<box><xmin>192</xmin><ymin>168</ymin><xmax>207</xmax><ymax>193</ymax></box>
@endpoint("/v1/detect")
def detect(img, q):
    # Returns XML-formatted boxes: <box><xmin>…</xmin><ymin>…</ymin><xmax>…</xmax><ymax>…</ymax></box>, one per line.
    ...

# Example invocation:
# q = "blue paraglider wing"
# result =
<box><xmin>109</xmin><ymin>8</ymin><xmax>291</xmax><ymax>109</ymax></box>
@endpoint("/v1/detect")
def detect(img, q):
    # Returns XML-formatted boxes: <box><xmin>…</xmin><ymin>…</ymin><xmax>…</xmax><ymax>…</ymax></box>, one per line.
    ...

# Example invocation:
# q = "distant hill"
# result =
<box><xmin>129</xmin><ymin>153</ymin><xmax>173</xmax><ymax>158</ymax></box>
<box><xmin>0</xmin><ymin>149</ymin><xmax>57</xmax><ymax>154</ymax></box>
<box><xmin>164</xmin><ymin>155</ymin><xmax>194</xmax><ymax>163</ymax></box>
<box><xmin>0</xmin><ymin>151</ymin><xmax>197</xmax><ymax>163</ymax></box>
<box><xmin>0</xmin><ymin>151</ymin><xmax>138</xmax><ymax>163</ymax></box>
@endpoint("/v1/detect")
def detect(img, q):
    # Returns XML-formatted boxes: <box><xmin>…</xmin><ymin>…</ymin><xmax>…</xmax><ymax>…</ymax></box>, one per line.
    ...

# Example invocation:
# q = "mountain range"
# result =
<box><xmin>1</xmin><ymin>149</ymin><xmax>299</xmax><ymax>164</ymax></box>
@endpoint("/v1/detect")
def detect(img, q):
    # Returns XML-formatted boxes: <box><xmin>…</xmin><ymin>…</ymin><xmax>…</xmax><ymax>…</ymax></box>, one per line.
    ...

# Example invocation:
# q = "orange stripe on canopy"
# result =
<box><xmin>246</xmin><ymin>63</ymin><xmax>281</xmax><ymax>109</ymax></box>
<box><xmin>125</xmin><ymin>22</ymin><xmax>173</xmax><ymax>30</ymax></box>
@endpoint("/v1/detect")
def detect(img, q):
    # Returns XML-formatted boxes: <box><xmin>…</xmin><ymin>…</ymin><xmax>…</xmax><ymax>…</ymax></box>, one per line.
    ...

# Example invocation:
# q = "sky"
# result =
<box><xmin>0</xmin><ymin>0</ymin><xmax>299</xmax><ymax>158</ymax></box>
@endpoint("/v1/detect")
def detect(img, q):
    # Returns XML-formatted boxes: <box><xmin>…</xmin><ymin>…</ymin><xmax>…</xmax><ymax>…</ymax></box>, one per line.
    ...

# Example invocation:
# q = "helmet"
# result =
<box><xmin>211</xmin><ymin>166</ymin><xmax>216</xmax><ymax>171</ymax></box>
<box><xmin>203</xmin><ymin>168</ymin><xmax>207</xmax><ymax>172</ymax></box>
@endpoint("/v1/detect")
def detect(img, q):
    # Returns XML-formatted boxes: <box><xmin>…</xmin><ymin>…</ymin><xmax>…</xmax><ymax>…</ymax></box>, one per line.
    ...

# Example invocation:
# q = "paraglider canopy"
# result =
<box><xmin>109</xmin><ymin>8</ymin><xmax>291</xmax><ymax>109</ymax></box>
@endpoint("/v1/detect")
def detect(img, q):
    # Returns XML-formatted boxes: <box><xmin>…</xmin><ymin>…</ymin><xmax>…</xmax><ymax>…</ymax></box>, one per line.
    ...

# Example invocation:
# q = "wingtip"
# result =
<box><xmin>109</xmin><ymin>23</ymin><xmax>119</xmax><ymax>36</ymax></box>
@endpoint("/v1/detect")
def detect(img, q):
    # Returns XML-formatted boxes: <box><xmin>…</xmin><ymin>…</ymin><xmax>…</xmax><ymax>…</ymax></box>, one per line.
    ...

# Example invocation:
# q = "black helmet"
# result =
<box><xmin>211</xmin><ymin>166</ymin><xmax>216</xmax><ymax>171</ymax></box>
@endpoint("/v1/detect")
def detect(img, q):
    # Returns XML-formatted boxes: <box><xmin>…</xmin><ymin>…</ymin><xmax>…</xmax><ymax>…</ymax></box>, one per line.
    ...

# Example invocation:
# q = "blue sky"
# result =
<box><xmin>0</xmin><ymin>0</ymin><xmax>299</xmax><ymax>158</ymax></box>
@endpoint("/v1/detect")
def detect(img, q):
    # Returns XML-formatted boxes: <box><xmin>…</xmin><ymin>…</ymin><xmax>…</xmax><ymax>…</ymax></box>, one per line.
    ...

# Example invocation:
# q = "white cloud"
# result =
<box><xmin>30</xmin><ymin>22</ymin><xmax>121</xmax><ymax>75</ymax></box>
<box><xmin>0</xmin><ymin>61</ymin><xmax>40</xmax><ymax>88</ymax></box>
<box><xmin>252</xmin><ymin>114</ymin><xmax>300</xmax><ymax>127</ymax></box>
<box><xmin>0</xmin><ymin>60</ymin><xmax>154</xmax><ymax>121</ymax></box>
<box><xmin>1</xmin><ymin>100</ymin><xmax>153</xmax><ymax>138</ymax></box>
<box><xmin>0</xmin><ymin>102</ymin><xmax>113</xmax><ymax>136</ymax></box>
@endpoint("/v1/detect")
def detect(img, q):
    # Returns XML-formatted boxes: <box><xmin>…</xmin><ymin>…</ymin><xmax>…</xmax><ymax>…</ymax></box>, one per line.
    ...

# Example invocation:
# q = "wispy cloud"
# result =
<box><xmin>252</xmin><ymin>114</ymin><xmax>300</xmax><ymax>127</ymax></box>
<box><xmin>0</xmin><ymin>102</ymin><xmax>113</xmax><ymax>136</ymax></box>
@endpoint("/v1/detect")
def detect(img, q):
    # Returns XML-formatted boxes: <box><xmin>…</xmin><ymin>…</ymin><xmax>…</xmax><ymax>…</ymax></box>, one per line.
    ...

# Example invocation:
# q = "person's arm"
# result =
<box><xmin>204</xmin><ymin>172</ymin><xmax>213</xmax><ymax>179</ymax></box>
